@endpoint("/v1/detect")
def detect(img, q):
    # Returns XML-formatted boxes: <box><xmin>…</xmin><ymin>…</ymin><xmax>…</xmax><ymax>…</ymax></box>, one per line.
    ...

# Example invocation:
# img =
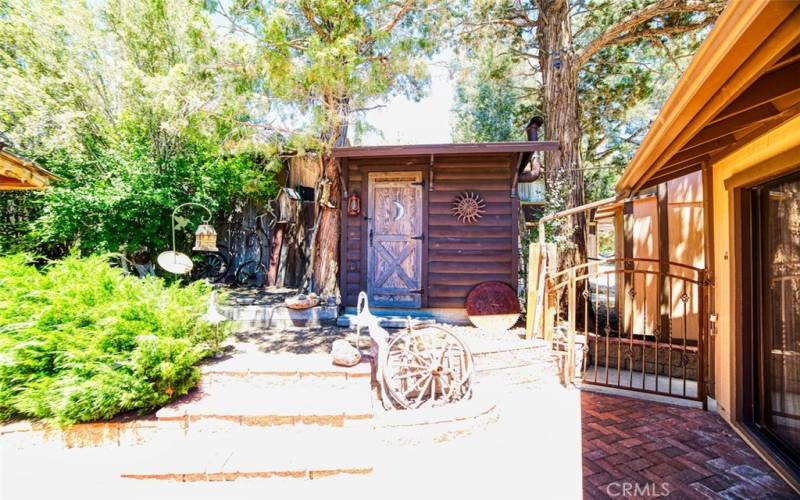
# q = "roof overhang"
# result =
<box><xmin>332</xmin><ymin>141</ymin><xmax>559</xmax><ymax>159</ymax></box>
<box><xmin>0</xmin><ymin>148</ymin><xmax>58</xmax><ymax>190</ymax></box>
<box><xmin>616</xmin><ymin>0</ymin><xmax>800</xmax><ymax>195</ymax></box>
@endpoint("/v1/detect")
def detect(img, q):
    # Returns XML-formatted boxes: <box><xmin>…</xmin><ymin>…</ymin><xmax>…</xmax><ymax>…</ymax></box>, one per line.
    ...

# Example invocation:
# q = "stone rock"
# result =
<box><xmin>331</xmin><ymin>339</ymin><xmax>361</xmax><ymax>367</ymax></box>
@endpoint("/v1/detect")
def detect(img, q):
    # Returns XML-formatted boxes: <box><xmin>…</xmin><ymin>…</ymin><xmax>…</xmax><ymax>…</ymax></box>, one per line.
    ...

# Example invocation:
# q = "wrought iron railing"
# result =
<box><xmin>544</xmin><ymin>258</ymin><xmax>710</xmax><ymax>407</ymax></box>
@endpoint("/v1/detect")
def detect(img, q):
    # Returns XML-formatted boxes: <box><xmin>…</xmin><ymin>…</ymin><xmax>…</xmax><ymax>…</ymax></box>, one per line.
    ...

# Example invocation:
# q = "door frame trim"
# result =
<box><xmin>366</xmin><ymin>170</ymin><xmax>424</xmax><ymax>308</ymax></box>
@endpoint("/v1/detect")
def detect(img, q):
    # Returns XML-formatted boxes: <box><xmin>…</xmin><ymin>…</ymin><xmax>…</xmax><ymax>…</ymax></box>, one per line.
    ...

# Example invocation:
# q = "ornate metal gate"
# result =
<box><xmin>547</xmin><ymin>258</ymin><xmax>709</xmax><ymax>406</ymax></box>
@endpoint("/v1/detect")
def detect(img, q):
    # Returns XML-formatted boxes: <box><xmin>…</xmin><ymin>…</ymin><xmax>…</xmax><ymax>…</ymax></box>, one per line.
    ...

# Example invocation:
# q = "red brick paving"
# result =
<box><xmin>580</xmin><ymin>392</ymin><xmax>798</xmax><ymax>499</ymax></box>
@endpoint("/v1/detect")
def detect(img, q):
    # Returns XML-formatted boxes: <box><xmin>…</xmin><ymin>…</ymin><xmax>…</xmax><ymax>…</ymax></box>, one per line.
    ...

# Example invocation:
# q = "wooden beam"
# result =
<box><xmin>772</xmin><ymin>42</ymin><xmax>800</xmax><ymax>71</ymax></box>
<box><xmin>662</xmin><ymin>136</ymin><xmax>733</xmax><ymax>168</ymax></box>
<box><xmin>710</xmin><ymin>60</ymin><xmax>800</xmax><ymax>123</ymax></box>
<box><xmin>622</xmin><ymin>201</ymin><xmax>634</xmax><ymax>337</ymax></box>
<box><xmin>686</xmin><ymin>102</ymin><xmax>779</xmax><ymax>149</ymax></box>
<box><xmin>657</xmin><ymin>183</ymin><xmax>670</xmax><ymax>343</ymax></box>
<box><xmin>642</xmin><ymin>160</ymin><xmax>706</xmax><ymax>189</ymax></box>
<box><xmin>709</xmin><ymin>100</ymin><xmax>800</xmax><ymax>165</ymax></box>
<box><xmin>701</xmin><ymin>162</ymin><xmax>716</xmax><ymax>398</ymax></box>
<box><xmin>333</xmin><ymin>141</ymin><xmax>559</xmax><ymax>158</ymax></box>
<box><xmin>525</xmin><ymin>242</ymin><xmax>541</xmax><ymax>340</ymax></box>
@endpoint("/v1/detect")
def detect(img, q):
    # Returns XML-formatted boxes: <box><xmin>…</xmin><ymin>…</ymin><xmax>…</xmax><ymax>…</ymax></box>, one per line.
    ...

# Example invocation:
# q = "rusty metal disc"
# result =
<box><xmin>466</xmin><ymin>281</ymin><xmax>521</xmax><ymax>331</ymax></box>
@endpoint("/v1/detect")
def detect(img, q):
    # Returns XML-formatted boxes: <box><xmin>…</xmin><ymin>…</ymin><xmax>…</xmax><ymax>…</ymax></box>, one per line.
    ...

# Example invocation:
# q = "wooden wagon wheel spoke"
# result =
<box><xmin>383</xmin><ymin>324</ymin><xmax>474</xmax><ymax>410</ymax></box>
<box><xmin>444</xmin><ymin>373</ymin><xmax>459</xmax><ymax>400</ymax></box>
<box><xmin>402</xmin><ymin>372</ymin><xmax>431</xmax><ymax>396</ymax></box>
<box><xmin>398</xmin><ymin>363</ymin><xmax>429</xmax><ymax>371</ymax></box>
<box><xmin>394</xmin><ymin>369</ymin><xmax>428</xmax><ymax>380</ymax></box>
<box><xmin>409</xmin><ymin>375</ymin><xmax>434</xmax><ymax>406</ymax></box>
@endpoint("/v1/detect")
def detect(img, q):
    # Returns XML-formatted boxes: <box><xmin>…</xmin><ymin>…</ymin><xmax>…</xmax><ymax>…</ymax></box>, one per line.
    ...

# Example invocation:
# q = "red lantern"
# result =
<box><xmin>347</xmin><ymin>192</ymin><xmax>361</xmax><ymax>216</ymax></box>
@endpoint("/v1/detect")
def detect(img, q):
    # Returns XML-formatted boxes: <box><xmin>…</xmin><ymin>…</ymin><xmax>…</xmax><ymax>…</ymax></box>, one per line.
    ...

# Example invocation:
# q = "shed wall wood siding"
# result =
<box><xmin>341</xmin><ymin>153</ymin><xmax>518</xmax><ymax>308</ymax></box>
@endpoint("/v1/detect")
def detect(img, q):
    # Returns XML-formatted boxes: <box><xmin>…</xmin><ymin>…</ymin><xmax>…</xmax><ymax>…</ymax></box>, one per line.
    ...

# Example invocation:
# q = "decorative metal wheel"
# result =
<box><xmin>383</xmin><ymin>324</ymin><xmax>474</xmax><ymax>410</ymax></box>
<box><xmin>451</xmin><ymin>192</ymin><xmax>486</xmax><ymax>224</ymax></box>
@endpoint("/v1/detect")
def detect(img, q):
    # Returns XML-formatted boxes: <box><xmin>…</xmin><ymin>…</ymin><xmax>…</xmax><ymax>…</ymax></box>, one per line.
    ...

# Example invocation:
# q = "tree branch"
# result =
<box><xmin>380</xmin><ymin>0</ymin><xmax>416</xmax><ymax>34</ymax></box>
<box><xmin>350</xmin><ymin>104</ymin><xmax>387</xmax><ymax>113</ymax></box>
<box><xmin>603</xmin><ymin>18</ymin><xmax>714</xmax><ymax>52</ymax></box>
<box><xmin>299</xmin><ymin>2</ymin><xmax>329</xmax><ymax>41</ymax></box>
<box><xmin>576</xmin><ymin>0</ymin><xmax>724</xmax><ymax>67</ymax></box>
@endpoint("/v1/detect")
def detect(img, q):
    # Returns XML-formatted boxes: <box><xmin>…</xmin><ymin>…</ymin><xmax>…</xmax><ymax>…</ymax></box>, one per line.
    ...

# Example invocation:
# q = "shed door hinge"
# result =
<box><xmin>411</xmin><ymin>180</ymin><xmax>425</xmax><ymax>187</ymax></box>
<box><xmin>411</xmin><ymin>234</ymin><xmax>425</xmax><ymax>241</ymax></box>
<box><xmin>409</xmin><ymin>288</ymin><xmax>424</xmax><ymax>295</ymax></box>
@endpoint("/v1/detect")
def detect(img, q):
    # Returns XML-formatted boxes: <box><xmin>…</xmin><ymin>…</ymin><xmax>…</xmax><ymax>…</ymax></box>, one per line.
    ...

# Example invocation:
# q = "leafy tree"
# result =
<box><xmin>451</xmin><ymin>43</ymin><xmax>535</xmax><ymax>143</ymax></box>
<box><xmin>0</xmin><ymin>0</ymin><xmax>279</xmax><ymax>258</ymax></box>
<box><xmin>454</xmin><ymin>0</ymin><xmax>723</xmax><ymax>267</ymax></box>
<box><xmin>218</xmin><ymin>0</ymin><xmax>448</xmax><ymax>297</ymax></box>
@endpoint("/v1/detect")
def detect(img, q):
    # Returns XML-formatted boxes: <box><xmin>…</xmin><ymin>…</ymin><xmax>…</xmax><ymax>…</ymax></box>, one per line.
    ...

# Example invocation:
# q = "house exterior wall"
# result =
<box><xmin>340</xmin><ymin>153</ymin><xmax>518</xmax><ymax>309</ymax></box>
<box><xmin>631</xmin><ymin>195</ymin><xmax>660</xmax><ymax>337</ymax></box>
<box><xmin>622</xmin><ymin>174</ymin><xmax>705</xmax><ymax>341</ymax></box>
<box><xmin>667</xmin><ymin>172</ymin><xmax>705</xmax><ymax>343</ymax></box>
<box><xmin>711</xmin><ymin>113</ymin><xmax>800</xmax><ymax>424</ymax></box>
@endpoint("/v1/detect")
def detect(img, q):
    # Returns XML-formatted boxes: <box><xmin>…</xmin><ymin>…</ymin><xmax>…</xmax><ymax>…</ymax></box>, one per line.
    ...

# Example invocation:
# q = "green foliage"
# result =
<box><xmin>0</xmin><ymin>0</ymin><xmax>280</xmax><ymax>257</ymax></box>
<box><xmin>452</xmin><ymin>0</ymin><xmax>718</xmax><ymax>201</ymax></box>
<box><xmin>451</xmin><ymin>44</ymin><xmax>535</xmax><ymax>143</ymax></box>
<box><xmin>0</xmin><ymin>254</ymin><xmax>226</xmax><ymax>424</ymax></box>
<box><xmin>222</xmin><ymin>0</ymin><xmax>449</xmax><ymax>148</ymax></box>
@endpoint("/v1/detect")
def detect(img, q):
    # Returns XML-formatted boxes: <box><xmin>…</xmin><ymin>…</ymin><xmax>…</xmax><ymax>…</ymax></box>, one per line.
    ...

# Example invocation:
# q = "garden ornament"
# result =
<box><xmin>157</xmin><ymin>202</ymin><xmax>217</xmax><ymax>274</ymax></box>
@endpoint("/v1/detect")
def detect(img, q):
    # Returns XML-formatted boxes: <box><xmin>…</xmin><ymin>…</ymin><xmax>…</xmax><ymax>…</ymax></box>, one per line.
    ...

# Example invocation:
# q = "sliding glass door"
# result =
<box><xmin>753</xmin><ymin>171</ymin><xmax>800</xmax><ymax>468</ymax></box>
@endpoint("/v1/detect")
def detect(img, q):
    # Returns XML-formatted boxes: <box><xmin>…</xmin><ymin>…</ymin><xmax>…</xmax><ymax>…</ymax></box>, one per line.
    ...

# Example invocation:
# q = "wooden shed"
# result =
<box><xmin>333</xmin><ymin>141</ymin><xmax>557</xmax><ymax>317</ymax></box>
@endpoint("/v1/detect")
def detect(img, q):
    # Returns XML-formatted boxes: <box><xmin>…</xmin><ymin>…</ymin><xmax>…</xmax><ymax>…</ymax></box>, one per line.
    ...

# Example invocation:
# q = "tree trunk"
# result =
<box><xmin>537</xmin><ymin>0</ymin><xmax>587</xmax><ymax>271</ymax></box>
<box><xmin>309</xmin><ymin>97</ymin><xmax>349</xmax><ymax>300</ymax></box>
<box><xmin>311</xmin><ymin>153</ymin><xmax>342</xmax><ymax>299</ymax></box>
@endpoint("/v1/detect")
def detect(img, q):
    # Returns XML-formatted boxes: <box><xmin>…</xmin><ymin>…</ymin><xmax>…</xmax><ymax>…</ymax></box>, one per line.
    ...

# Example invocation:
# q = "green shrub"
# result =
<box><xmin>0</xmin><ymin>254</ymin><xmax>227</xmax><ymax>424</ymax></box>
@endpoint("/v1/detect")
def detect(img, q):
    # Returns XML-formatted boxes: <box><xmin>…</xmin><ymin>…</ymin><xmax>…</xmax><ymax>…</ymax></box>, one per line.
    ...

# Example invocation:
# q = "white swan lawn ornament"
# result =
<box><xmin>201</xmin><ymin>291</ymin><xmax>227</xmax><ymax>325</ymax></box>
<box><xmin>353</xmin><ymin>292</ymin><xmax>392</xmax><ymax>408</ymax></box>
<box><xmin>353</xmin><ymin>291</ymin><xmax>474</xmax><ymax>410</ymax></box>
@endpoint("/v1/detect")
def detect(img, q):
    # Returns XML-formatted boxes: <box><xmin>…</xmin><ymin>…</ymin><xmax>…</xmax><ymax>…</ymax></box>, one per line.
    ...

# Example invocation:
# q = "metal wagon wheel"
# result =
<box><xmin>235</xmin><ymin>260</ymin><xmax>267</xmax><ymax>288</ymax></box>
<box><xmin>383</xmin><ymin>324</ymin><xmax>474</xmax><ymax>410</ymax></box>
<box><xmin>195</xmin><ymin>251</ymin><xmax>229</xmax><ymax>282</ymax></box>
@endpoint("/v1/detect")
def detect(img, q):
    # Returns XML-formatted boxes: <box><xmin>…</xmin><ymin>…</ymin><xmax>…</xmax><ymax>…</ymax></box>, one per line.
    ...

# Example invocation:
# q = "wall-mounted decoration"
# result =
<box><xmin>451</xmin><ymin>192</ymin><xmax>486</xmax><ymax>224</ymax></box>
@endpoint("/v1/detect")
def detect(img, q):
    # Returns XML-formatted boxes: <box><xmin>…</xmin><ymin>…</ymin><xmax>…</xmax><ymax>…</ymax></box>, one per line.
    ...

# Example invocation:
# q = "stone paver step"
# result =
<box><xmin>156</xmin><ymin>374</ymin><xmax>374</xmax><ymax>426</ymax></box>
<box><xmin>201</xmin><ymin>352</ymin><xmax>371</xmax><ymax>380</ymax></box>
<box><xmin>120</xmin><ymin>428</ymin><xmax>375</xmax><ymax>481</ymax></box>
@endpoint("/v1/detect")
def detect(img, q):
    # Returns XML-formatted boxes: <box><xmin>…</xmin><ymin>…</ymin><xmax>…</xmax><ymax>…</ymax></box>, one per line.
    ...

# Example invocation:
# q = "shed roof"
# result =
<box><xmin>332</xmin><ymin>141</ymin><xmax>558</xmax><ymax>158</ymax></box>
<box><xmin>616</xmin><ymin>0</ymin><xmax>800</xmax><ymax>195</ymax></box>
<box><xmin>0</xmin><ymin>146</ymin><xmax>58</xmax><ymax>190</ymax></box>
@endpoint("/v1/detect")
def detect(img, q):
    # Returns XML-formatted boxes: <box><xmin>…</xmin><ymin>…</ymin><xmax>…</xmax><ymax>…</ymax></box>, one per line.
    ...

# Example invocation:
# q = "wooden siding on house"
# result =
<box><xmin>340</xmin><ymin>153</ymin><xmax>518</xmax><ymax>309</ymax></box>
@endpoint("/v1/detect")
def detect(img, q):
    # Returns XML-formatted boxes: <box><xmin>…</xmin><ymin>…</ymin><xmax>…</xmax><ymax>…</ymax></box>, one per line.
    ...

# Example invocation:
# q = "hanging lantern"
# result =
<box><xmin>193</xmin><ymin>224</ymin><xmax>218</xmax><ymax>252</ymax></box>
<box><xmin>347</xmin><ymin>192</ymin><xmax>361</xmax><ymax>216</ymax></box>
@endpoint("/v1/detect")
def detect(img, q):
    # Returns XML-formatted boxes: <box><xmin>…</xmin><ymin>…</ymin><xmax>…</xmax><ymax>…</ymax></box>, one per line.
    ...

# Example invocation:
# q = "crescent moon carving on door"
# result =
<box><xmin>393</xmin><ymin>200</ymin><xmax>404</xmax><ymax>221</ymax></box>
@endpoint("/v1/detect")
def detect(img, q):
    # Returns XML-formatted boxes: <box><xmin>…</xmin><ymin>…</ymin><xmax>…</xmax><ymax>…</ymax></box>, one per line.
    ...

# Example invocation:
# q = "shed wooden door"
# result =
<box><xmin>368</xmin><ymin>172</ymin><xmax>423</xmax><ymax>308</ymax></box>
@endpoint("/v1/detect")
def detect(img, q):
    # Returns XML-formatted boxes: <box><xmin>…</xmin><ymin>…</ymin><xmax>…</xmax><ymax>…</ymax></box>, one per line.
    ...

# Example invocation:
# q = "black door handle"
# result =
<box><xmin>369</xmin><ymin>229</ymin><xmax>373</xmax><ymax>247</ymax></box>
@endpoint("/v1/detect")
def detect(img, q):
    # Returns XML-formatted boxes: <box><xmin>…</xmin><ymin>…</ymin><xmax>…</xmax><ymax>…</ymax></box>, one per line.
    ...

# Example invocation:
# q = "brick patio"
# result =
<box><xmin>581</xmin><ymin>392</ymin><xmax>797</xmax><ymax>499</ymax></box>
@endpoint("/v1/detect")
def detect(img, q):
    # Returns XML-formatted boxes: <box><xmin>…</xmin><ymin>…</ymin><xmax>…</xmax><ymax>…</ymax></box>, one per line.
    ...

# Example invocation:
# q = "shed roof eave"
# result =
<box><xmin>332</xmin><ymin>141</ymin><xmax>559</xmax><ymax>158</ymax></box>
